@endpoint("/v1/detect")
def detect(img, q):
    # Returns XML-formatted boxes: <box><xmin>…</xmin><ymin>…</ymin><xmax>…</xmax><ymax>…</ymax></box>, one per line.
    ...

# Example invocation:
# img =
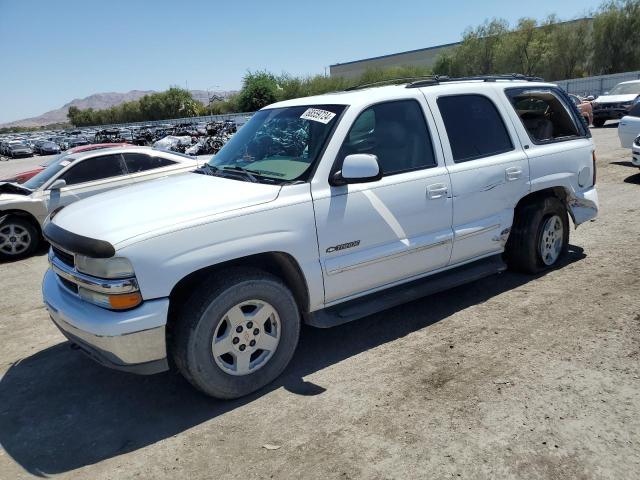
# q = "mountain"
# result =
<box><xmin>1</xmin><ymin>89</ymin><xmax>236</xmax><ymax>128</ymax></box>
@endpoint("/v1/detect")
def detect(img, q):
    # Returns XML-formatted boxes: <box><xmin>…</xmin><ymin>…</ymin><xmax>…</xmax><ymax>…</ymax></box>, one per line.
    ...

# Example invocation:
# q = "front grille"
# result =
<box><xmin>52</xmin><ymin>246</ymin><xmax>74</xmax><ymax>268</ymax></box>
<box><xmin>59</xmin><ymin>276</ymin><xmax>79</xmax><ymax>294</ymax></box>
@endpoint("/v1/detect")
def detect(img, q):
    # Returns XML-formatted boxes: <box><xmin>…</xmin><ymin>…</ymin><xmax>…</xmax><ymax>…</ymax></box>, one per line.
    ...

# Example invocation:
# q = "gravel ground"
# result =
<box><xmin>0</xmin><ymin>126</ymin><xmax>639</xmax><ymax>479</ymax></box>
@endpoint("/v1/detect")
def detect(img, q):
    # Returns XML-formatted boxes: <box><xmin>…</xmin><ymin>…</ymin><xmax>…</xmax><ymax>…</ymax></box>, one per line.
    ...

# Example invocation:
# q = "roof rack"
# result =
<box><xmin>344</xmin><ymin>76</ymin><xmax>439</xmax><ymax>91</ymax></box>
<box><xmin>406</xmin><ymin>73</ymin><xmax>545</xmax><ymax>88</ymax></box>
<box><xmin>343</xmin><ymin>73</ymin><xmax>545</xmax><ymax>91</ymax></box>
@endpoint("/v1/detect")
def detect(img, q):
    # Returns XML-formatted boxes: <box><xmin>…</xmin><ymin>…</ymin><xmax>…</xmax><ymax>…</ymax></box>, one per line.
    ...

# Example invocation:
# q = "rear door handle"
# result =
<box><xmin>427</xmin><ymin>183</ymin><xmax>448</xmax><ymax>199</ymax></box>
<box><xmin>505</xmin><ymin>167</ymin><xmax>522</xmax><ymax>181</ymax></box>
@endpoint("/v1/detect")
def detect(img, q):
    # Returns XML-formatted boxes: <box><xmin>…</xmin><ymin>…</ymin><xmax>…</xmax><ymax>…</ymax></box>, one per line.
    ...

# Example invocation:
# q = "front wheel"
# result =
<box><xmin>505</xmin><ymin>197</ymin><xmax>569</xmax><ymax>274</ymax></box>
<box><xmin>171</xmin><ymin>268</ymin><xmax>301</xmax><ymax>399</ymax></box>
<box><xmin>0</xmin><ymin>216</ymin><xmax>39</xmax><ymax>261</ymax></box>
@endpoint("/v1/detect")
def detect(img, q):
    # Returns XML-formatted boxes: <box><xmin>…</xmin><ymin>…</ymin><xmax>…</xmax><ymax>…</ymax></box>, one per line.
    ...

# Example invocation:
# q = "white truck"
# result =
<box><xmin>42</xmin><ymin>75</ymin><xmax>598</xmax><ymax>399</ymax></box>
<box><xmin>591</xmin><ymin>79</ymin><xmax>640</xmax><ymax>127</ymax></box>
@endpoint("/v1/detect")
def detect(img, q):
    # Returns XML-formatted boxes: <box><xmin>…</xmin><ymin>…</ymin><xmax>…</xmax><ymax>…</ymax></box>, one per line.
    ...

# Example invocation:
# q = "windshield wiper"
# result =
<box><xmin>222</xmin><ymin>166</ymin><xmax>259</xmax><ymax>183</ymax></box>
<box><xmin>194</xmin><ymin>163</ymin><xmax>221</xmax><ymax>176</ymax></box>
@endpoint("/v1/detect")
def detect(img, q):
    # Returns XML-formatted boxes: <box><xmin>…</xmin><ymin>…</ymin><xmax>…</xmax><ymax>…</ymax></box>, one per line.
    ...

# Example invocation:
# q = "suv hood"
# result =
<box><xmin>52</xmin><ymin>173</ymin><xmax>282</xmax><ymax>247</ymax></box>
<box><xmin>594</xmin><ymin>94</ymin><xmax>638</xmax><ymax>104</ymax></box>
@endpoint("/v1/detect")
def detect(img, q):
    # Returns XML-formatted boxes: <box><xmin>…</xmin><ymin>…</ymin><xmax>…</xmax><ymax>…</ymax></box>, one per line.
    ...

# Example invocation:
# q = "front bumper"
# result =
<box><xmin>42</xmin><ymin>268</ymin><xmax>170</xmax><ymax>374</ymax></box>
<box><xmin>593</xmin><ymin>108</ymin><xmax>629</xmax><ymax>120</ymax></box>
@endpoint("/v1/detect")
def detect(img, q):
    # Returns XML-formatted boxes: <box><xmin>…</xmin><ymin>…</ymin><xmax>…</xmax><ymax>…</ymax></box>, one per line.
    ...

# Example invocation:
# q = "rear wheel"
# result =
<box><xmin>0</xmin><ymin>216</ymin><xmax>39</xmax><ymax>261</ymax></box>
<box><xmin>171</xmin><ymin>268</ymin><xmax>301</xmax><ymax>399</ymax></box>
<box><xmin>592</xmin><ymin>118</ymin><xmax>606</xmax><ymax>128</ymax></box>
<box><xmin>505</xmin><ymin>197</ymin><xmax>569</xmax><ymax>274</ymax></box>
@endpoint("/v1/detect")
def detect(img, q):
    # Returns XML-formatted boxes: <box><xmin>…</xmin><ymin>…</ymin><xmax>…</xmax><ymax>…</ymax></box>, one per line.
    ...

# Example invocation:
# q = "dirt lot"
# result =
<box><xmin>1</xmin><ymin>126</ymin><xmax>639</xmax><ymax>479</ymax></box>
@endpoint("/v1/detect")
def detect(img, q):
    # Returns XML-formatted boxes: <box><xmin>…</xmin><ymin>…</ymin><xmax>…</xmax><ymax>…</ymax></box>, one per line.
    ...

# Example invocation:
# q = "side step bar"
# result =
<box><xmin>308</xmin><ymin>254</ymin><xmax>506</xmax><ymax>328</ymax></box>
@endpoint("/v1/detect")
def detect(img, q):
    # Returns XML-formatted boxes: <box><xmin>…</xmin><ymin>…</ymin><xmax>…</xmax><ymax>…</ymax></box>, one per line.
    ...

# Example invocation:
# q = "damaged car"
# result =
<box><xmin>0</xmin><ymin>147</ymin><xmax>198</xmax><ymax>260</ymax></box>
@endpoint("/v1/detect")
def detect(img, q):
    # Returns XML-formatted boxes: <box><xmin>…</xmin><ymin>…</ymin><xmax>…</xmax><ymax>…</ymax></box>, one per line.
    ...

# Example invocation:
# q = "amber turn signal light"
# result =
<box><xmin>108</xmin><ymin>292</ymin><xmax>143</xmax><ymax>310</ymax></box>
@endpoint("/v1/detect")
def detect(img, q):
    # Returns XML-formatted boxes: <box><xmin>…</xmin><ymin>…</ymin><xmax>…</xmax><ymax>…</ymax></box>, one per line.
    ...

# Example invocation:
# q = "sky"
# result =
<box><xmin>0</xmin><ymin>0</ymin><xmax>603</xmax><ymax>123</ymax></box>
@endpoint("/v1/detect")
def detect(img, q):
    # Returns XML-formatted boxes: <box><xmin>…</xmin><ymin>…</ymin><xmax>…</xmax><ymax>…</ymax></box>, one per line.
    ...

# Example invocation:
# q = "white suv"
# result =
<box><xmin>42</xmin><ymin>76</ymin><xmax>598</xmax><ymax>399</ymax></box>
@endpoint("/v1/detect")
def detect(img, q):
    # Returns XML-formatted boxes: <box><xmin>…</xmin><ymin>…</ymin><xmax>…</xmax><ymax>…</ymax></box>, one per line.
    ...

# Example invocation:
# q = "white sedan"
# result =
<box><xmin>618</xmin><ymin>103</ymin><xmax>640</xmax><ymax>148</ymax></box>
<box><xmin>0</xmin><ymin>146</ymin><xmax>198</xmax><ymax>260</ymax></box>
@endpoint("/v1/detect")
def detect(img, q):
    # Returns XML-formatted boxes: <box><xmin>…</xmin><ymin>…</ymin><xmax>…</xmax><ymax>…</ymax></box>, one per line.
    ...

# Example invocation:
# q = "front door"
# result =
<box><xmin>312</xmin><ymin>98</ymin><xmax>454</xmax><ymax>304</ymax></box>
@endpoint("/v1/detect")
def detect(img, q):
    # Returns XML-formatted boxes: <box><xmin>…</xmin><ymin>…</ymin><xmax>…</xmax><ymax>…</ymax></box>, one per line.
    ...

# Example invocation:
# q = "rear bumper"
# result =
<box><xmin>568</xmin><ymin>187</ymin><xmax>599</xmax><ymax>226</ymax></box>
<box><xmin>42</xmin><ymin>268</ymin><xmax>169</xmax><ymax>374</ymax></box>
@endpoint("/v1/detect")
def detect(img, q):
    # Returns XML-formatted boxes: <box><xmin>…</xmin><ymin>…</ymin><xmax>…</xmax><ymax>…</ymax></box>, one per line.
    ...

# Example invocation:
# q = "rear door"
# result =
<box><xmin>424</xmin><ymin>87</ymin><xmax>530</xmax><ymax>264</ymax></box>
<box><xmin>122</xmin><ymin>152</ymin><xmax>189</xmax><ymax>183</ymax></box>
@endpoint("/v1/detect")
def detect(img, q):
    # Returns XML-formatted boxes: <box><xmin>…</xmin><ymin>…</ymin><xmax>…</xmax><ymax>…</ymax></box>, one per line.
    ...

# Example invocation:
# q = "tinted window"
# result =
<box><xmin>339</xmin><ymin>100</ymin><xmax>436</xmax><ymax>175</ymax></box>
<box><xmin>437</xmin><ymin>95</ymin><xmax>513</xmax><ymax>163</ymax></box>
<box><xmin>506</xmin><ymin>88</ymin><xmax>582</xmax><ymax>144</ymax></box>
<box><xmin>61</xmin><ymin>154</ymin><xmax>125</xmax><ymax>185</ymax></box>
<box><xmin>124</xmin><ymin>153</ymin><xmax>176</xmax><ymax>173</ymax></box>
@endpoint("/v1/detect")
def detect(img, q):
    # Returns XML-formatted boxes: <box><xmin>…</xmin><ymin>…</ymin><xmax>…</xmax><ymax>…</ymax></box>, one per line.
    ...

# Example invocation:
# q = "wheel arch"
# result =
<box><xmin>167</xmin><ymin>251</ymin><xmax>311</xmax><ymax>327</ymax></box>
<box><xmin>515</xmin><ymin>186</ymin><xmax>570</xmax><ymax>220</ymax></box>
<box><xmin>0</xmin><ymin>209</ymin><xmax>43</xmax><ymax>237</ymax></box>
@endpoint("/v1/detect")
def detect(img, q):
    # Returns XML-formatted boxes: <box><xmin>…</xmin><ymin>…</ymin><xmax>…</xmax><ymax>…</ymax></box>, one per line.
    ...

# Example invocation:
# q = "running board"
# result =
<box><xmin>308</xmin><ymin>254</ymin><xmax>506</xmax><ymax>328</ymax></box>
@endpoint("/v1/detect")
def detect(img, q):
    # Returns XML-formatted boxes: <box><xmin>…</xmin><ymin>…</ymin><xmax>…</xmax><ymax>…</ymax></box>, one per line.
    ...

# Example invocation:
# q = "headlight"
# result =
<box><xmin>634</xmin><ymin>136</ymin><xmax>640</xmax><ymax>147</ymax></box>
<box><xmin>75</xmin><ymin>255</ymin><xmax>135</xmax><ymax>279</ymax></box>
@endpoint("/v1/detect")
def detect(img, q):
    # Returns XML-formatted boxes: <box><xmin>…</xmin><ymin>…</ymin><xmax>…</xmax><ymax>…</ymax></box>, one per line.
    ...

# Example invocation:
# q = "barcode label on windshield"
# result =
<box><xmin>300</xmin><ymin>108</ymin><xmax>336</xmax><ymax>124</ymax></box>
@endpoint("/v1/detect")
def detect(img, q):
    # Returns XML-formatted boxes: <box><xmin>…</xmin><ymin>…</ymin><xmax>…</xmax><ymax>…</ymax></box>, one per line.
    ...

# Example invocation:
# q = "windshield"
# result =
<box><xmin>608</xmin><ymin>83</ymin><xmax>640</xmax><ymax>95</ymax></box>
<box><xmin>207</xmin><ymin>104</ymin><xmax>346</xmax><ymax>182</ymax></box>
<box><xmin>23</xmin><ymin>155</ymin><xmax>73</xmax><ymax>190</ymax></box>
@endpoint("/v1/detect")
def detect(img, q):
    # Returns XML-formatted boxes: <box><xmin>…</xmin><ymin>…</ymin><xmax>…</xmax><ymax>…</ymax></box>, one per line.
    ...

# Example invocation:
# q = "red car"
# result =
<box><xmin>1</xmin><ymin>143</ymin><xmax>131</xmax><ymax>184</ymax></box>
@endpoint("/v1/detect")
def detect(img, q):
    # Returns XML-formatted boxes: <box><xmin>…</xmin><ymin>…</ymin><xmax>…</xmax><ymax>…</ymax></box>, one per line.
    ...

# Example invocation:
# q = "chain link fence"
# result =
<box><xmin>91</xmin><ymin>112</ymin><xmax>255</xmax><ymax>130</ymax></box>
<box><xmin>553</xmin><ymin>71</ymin><xmax>640</xmax><ymax>97</ymax></box>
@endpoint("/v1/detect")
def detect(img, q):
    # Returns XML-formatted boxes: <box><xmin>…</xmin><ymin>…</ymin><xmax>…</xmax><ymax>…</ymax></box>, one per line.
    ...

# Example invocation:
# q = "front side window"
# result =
<box><xmin>437</xmin><ymin>94</ymin><xmax>513</xmax><ymax>163</ymax></box>
<box><xmin>61</xmin><ymin>154</ymin><xmax>125</xmax><ymax>185</ymax></box>
<box><xmin>123</xmin><ymin>153</ymin><xmax>176</xmax><ymax>173</ymax></box>
<box><xmin>506</xmin><ymin>88</ymin><xmax>583</xmax><ymax>144</ymax></box>
<box><xmin>208</xmin><ymin>104</ymin><xmax>346</xmax><ymax>182</ymax></box>
<box><xmin>338</xmin><ymin>100</ymin><xmax>436</xmax><ymax>175</ymax></box>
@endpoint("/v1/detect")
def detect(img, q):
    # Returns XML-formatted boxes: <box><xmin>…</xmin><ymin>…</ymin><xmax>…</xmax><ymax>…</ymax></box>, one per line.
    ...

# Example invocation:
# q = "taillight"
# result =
<box><xmin>592</xmin><ymin>151</ymin><xmax>597</xmax><ymax>186</ymax></box>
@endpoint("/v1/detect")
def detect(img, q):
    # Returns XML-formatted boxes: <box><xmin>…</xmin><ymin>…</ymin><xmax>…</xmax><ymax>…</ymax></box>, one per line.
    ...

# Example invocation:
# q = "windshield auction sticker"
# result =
<box><xmin>300</xmin><ymin>108</ymin><xmax>336</xmax><ymax>124</ymax></box>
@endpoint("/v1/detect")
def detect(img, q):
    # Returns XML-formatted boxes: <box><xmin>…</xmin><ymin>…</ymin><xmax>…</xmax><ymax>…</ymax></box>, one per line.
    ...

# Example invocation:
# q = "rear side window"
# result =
<box><xmin>61</xmin><ymin>154</ymin><xmax>125</xmax><ymax>185</ymax></box>
<box><xmin>123</xmin><ymin>153</ymin><xmax>176</xmax><ymax>173</ymax></box>
<box><xmin>437</xmin><ymin>95</ymin><xmax>513</xmax><ymax>163</ymax></box>
<box><xmin>506</xmin><ymin>87</ymin><xmax>584</xmax><ymax>144</ymax></box>
<box><xmin>338</xmin><ymin>100</ymin><xmax>436</xmax><ymax>175</ymax></box>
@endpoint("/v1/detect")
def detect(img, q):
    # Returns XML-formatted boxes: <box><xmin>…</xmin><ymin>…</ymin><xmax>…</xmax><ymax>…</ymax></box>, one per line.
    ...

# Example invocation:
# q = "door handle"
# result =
<box><xmin>427</xmin><ymin>183</ymin><xmax>448</xmax><ymax>199</ymax></box>
<box><xmin>505</xmin><ymin>167</ymin><xmax>522</xmax><ymax>181</ymax></box>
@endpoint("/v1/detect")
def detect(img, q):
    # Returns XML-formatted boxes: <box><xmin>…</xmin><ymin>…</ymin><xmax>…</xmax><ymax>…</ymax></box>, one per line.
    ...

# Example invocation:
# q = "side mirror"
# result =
<box><xmin>331</xmin><ymin>154</ymin><xmax>382</xmax><ymax>186</ymax></box>
<box><xmin>586</xmin><ymin>95</ymin><xmax>595</xmax><ymax>101</ymax></box>
<box><xmin>49</xmin><ymin>179</ymin><xmax>66</xmax><ymax>191</ymax></box>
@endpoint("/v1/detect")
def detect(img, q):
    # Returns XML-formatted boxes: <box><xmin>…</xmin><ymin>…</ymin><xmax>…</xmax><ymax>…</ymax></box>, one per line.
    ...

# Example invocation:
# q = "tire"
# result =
<box><xmin>0</xmin><ymin>216</ymin><xmax>40</xmax><ymax>261</ymax></box>
<box><xmin>592</xmin><ymin>118</ymin><xmax>606</xmax><ymax>128</ymax></box>
<box><xmin>505</xmin><ymin>196</ymin><xmax>569</xmax><ymax>274</ymax></box>
<box><xmin>170</xmin><ymin>267</ymin><xmax>301</xmax><ymax>399</ymax></box>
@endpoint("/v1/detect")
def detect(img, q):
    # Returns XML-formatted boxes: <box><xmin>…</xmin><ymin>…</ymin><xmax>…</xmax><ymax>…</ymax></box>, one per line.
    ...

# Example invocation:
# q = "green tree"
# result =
<box><xmin>237</xmin><ymin>71</ymin><xmax>279</xmax><ymax>112</ymax></box>
<box><xmin>592</xmin><ymin>0</ymin><xmax>640</xmax><ymax>74</ymax></box>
